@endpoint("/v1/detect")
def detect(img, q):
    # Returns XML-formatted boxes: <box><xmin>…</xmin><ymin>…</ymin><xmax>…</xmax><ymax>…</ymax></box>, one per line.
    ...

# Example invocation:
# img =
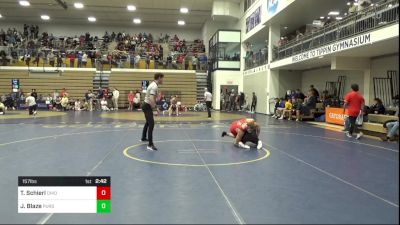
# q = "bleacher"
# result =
<box><xmin>361</xmin><ymin>113</ymin><xmax>399</xmax><ymax>135</ymax></box>
<box><xmin>107</xmin><ymin>70</ymin><xmax>197</xmax><ymax>108</ymax></box>
<box><xmin>0</xmin><ymin>69</ymin><xmax>94</xmax><ymax>100</ymax></box>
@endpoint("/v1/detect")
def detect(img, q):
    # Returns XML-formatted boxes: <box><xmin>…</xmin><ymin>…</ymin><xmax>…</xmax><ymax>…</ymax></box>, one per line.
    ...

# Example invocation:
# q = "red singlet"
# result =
<box><xmin>230</xmin><ymin>118</ymin><xmax>248</xmax><ymax>136</ymax></box>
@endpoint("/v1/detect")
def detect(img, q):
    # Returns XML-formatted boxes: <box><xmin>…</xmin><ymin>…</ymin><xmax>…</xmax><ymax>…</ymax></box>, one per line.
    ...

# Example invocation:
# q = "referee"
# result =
<box><xmin>204</xmin><ymin>88</ymin><xmax>213</xmax><ymax>118</ymax></box>
<box><xmin>141</xmin><ymin>73</ymin><xmax>164</xmax><ymax>151</ymax></box>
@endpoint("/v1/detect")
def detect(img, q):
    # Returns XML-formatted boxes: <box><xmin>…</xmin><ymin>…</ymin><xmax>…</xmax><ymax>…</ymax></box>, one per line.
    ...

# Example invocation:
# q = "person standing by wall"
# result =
<box><xmin>112</xmin><ymin>88</ymin><xmax>120</xmax><ymax>110</ymax></box>
<box><xmin>204</xmin><ymin>88</ymin><xmax>213</xmax><ymax>119</ymax></box>
<box><xmin>25</xmin><ymin>93</ymin><xmax>37</xmax><ymax>116</ymax></box>
<box><xmin>251</xmin><ymin>92</ymin><xmax>257</xmax><ymax>113</ymax></box>
<box><xmin>141</xmin><ymin>73</ymin><xmax>164</xmax><ymax>151</ymax></box>
<box><xmin>343</xmin><ymin>84</ymin><xmax>365</xmax><ymax>140</ymax></box>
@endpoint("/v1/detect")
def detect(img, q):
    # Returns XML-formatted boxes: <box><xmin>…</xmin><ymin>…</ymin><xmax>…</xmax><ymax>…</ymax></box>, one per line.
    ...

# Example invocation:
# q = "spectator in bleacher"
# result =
<box><xmin>381</xmin><ymin>121</ymin><xmax>399</xmax><ymax>142</ymax></box>
<box><xmin>85</xmin><ymin>90</ymin><xmax>94</xmax><ymax>111</ymax></box>
<box><xmin>279</xmin><ymin>98</ymin><xmax>294</xmax><ymax>120</ymax></box>
<box><xmin>112</xmin><ymin>88</ymin><xmax>120</xmax><ymax>110</ymax></box>
<box><xmin>68</xmin><ymin>52</ymin><xmax>76</xmax><ymax>68</ymax></box>
<box><xmin>166</xmin><ymin>55</ymin><xmax>172</xmax><ymax>69</ymax></box>
<box><xmin>77</xmin><ymin>52</ymin><xmax>83</xmax><ymax>68</ymax></box>
<box><xmin>32</xmin><ymin>53</ymin><xmax>40</xmax><ymax>67</ymax></box>
<box><xmin>145</xmin><ymin>54</ymin><xmax>151</xmax><ymax>69</ymax></box>
<box><xmin>192</xmin><ymin>55</ymin><xmax>198</xmax><ymax>71</ymax></box>
<box><xmin>369</xmin><ymin>98</ymin><xmax>386</xmax><ymax>114</ymax></box>
<box><xmin>0</xmin><ymin>101</ymin><xmax>5</xmax><ymax>115</ymax></box>
<box><xmin>134</xmin><ymin>53</ymin><xmax>141</xmax><ymax>69</ymax></box>
<box><xmin>295</xmin><ymin>90</ymin><xmax>317</xmax><ymax>121</ymax></box>
<box><xmin>272</xmin><ymin>98</ymin><xmax>285</xmax><ymax>118</ymax></box>
<box><xmin>184</xmin><ymin>54</ymin><xmax>191</xmax><ymax>70</ymax></box>
<box><xmin>343</xmin><ymin>84</ymin><xmax>365</xmax><ymax>139</ymax></box>
<box><xmin>60</xmin><ymin>95</ymin><xmax>69</xmax><ymax>111</ymax></box>
<box><xmin>294</xmin><ymin>89</ymin><xmax>305</xmax><ymax>100</ymax></box>
<box><xmin>60</xmin><ymin>88</ymin><xmax>67</xmax><ymax>98</ymax></box>
<box><xmin>358</xmin><ymin>0</ymin><xmax>372</xmax><ymax>11</ymax></box>
<box><xmin>31</xmin><ymin>89</ymin><xmax>38</xmax><ymax>100</ymax></box>
<box><xmin>57</xmin><ymin>54</ymin><xmax>63</xmax><ymax>67</ymax></box>
<box><xmin>176</xmin><ymin>54</ymin><xmax>184</xmax><ymax>70</ymax></box>
<box><xmin>82</xmin><ymin>52</ymin><xmax>88</xmax><ymax>67</ymax></box>
<box><xmin>74</xmin><ymin>99</ymin><xmax>82</xmax><ymax>111</ymax></box>
<box><xmin>134</xmin><ymin>90</ymin><xmax>141</xmax><ymax>110</ymax></box>
<box><xmin>48</xmin><ymin>51</ymin><xmax>55</xmax><ymax>67</ymax></box>
<box><xmin>54</xmin><ymin>96</ymin><xmax>61</xmax><ymax>111</ymax></box>
<box><xmin>309</xmin><ymin>85</ymin><xmax>320</xmax><ymax>98</ymax></box>
<box><xmin>154</xmin><ymin>52</ymin><xmax>160</xmax><ymax>69</ymax></box>
<box><xmin>101</xmin><ymin>97</ymin><xmax>110</xmax><ymax>111</ymax></box>
<box><xmin>128</xmin><ymin>91</ymin><xmax>135</xmax><ymax>111</ymax></box>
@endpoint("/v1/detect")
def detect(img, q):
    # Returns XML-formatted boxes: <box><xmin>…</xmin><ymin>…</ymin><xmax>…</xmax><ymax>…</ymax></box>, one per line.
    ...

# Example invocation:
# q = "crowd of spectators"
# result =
<box><xmin>0</xmin><ymin>25</ymin><xmax>207</xmax><ymax>71</ymax></box>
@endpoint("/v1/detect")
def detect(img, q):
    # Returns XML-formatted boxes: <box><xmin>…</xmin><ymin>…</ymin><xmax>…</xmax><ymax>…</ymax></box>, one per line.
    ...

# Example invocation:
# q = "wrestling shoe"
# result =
<box><xmin>257</xmin><ymin>140</ymin><xmax>263</xmax><ymax>150</ymax></box>
<box><xmin>221</xmin><ymin>131</ymin><xmax>227</xmax><ymax>137</ymax></box>
<box><xmin>238</xmin><ymin>142</ymin><xmax>250</xmax><ymax>149</ymax></box>
<box><xmin>147</xmin><ymin>145</ymin><xmax>158</xmax><ymax>151</ymax></box>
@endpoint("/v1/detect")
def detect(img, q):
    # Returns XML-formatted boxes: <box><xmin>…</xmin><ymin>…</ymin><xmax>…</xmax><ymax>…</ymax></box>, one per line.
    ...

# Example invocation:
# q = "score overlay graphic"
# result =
<box><xmin>18</xmin><ymin>176</ymin><xmax>111</xmax><ymax>213</ymax></box>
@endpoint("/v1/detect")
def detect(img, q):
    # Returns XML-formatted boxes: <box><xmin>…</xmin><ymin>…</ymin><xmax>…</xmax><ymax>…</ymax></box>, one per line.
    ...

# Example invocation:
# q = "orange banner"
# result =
<box><xmin>325</xmin><ymin>107</ymin><xmax>347</xmax><ymax>125</ymax></box>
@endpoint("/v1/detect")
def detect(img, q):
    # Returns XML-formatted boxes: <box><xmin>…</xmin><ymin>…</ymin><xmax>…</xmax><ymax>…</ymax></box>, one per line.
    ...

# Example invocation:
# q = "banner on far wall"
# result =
<box><xmin>246</xmin><ymin>6</ymin><xmax>261</xmax><ymax>33</ymax></box>
<box><xmin>268</xmin><ymin>0</ymin><xmax>279</xmax><ymax>16</ymax></box>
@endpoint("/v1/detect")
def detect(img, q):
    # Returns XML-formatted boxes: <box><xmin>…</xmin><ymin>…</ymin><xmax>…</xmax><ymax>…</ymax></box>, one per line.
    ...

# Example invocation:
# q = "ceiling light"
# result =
<box><xmin>41</xmin><ymin>15</ymin><xmax>50</xmax><ymax>20</ymax></box>
<box><xmin>180</xmin><ymin>7</ymin><xmax>189</xmax><ymax>13</ymax></box>
<box><xmin>347</xmin><ymin>2</ymin><xmax>351</xmax><ymax>5</ymax></box>
<box><xmin>0</xmin><ymin>14</ymin><xmax>2</xmax><ymax>18</ymax></box>
<box><xmin>88</xmin><ymin>17</ymin><xmax>96</xmax><ymax>22</ymax></box>
<box><xmin>336</xmin><ymin>17</ymin><xmax>343</xmax><ymax>20</ymax></box>
<box><xmin>327</xmin><ymin>16</ymin><xmax>331</xmax><ymax>19</ymax></box>
<box><xmin>133</xmin><ymin>18</ymin><xmax>141</xmax><ymax>24</ymax></box>
<box><xmin>178</xmin><ymin>20</ymin><xmax>185</xmax><ymax>25</ymax></box>
<box><xmin>344</xmin><ymin>13</ymin><xmax>348</xmax><ymax>16</ymax></box>
<box><xmin>127</xmin><ymin>5</ymin><xmax>136</xmax><ymax>11</ymax></box>
<box><xmin>328</xmin><ymin>11</ymin><xmax>340</xmax><ymax>15</ymax></box>
<box><xmin>283</xmin><ymin>26</ymin><xmax>288</xmax><ymax>29</ymax></box>
<box><xmin>74</xmin><ymin>2</ymin><xmax>84</xmax><ymax>9</ymax></box>
<box><xmin>19</xmin><ymin>1</ymin><xmax>30</xmax><ymax>6</ymax></box>
<box><xmin>320</xmin><ymin>16</ymin><xmax>325</xmax><ymax>19</ymax></box>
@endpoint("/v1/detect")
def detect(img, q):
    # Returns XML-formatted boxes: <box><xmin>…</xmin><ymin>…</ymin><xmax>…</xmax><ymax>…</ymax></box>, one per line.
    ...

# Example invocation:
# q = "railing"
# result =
<box><xmin>244</xmin><ymin>51</ymin><xmax>268</xmax><ymax>70</ymax></box>
<box><xmin>274</xmin><ymin>0</ymin><xmax>399</xmax><ymax>61</ymax></box>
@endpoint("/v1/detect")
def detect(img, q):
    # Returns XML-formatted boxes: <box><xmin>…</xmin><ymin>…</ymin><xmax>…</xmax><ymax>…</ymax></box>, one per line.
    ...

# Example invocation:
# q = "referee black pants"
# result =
<box><xmin>142</xmin><ymin>103</ymin><xmax>155</xmax><ymax>146</ymax></box>
<box><xmin>206</xmin><ymin>101</ymin><xmax>212</xmax><ymax>118</ymax></box>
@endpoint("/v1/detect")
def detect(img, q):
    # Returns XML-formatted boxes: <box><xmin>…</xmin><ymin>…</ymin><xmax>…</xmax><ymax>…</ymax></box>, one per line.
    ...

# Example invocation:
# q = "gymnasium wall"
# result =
<box><xmin>1</xmin><ymin>22</ymin><xmax>202</xmax><ymax>41</ymax></box>
<box><xmin>279</xmin><ymin>70</ymin><xmax>302</xmax><ymax>98</ymax></box>
<box><xmin>301</xmin><ymin>67</ymin><xmax>364</xmax><ymax>97</ymax></box>
<box><xmin>243</xmin><ymin>71</ymin><xmax>268</xmax><ymax>114</ymax></box>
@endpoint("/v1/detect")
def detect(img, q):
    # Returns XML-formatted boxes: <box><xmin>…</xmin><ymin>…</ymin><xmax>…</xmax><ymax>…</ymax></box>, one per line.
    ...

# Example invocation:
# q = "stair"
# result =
<box><xmin>93</xmin><ymin>71</ymin><xmax>111</xmax><ymax>89</ymax></box>
<box><xmin>196</xmin><ymin>72</ymin><xmax>208</xmax><ymax>101</ymax></box>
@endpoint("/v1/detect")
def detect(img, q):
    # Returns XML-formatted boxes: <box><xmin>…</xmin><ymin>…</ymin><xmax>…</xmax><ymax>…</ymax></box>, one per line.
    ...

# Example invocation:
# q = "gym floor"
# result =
<box><xmin>0</xmin><ymin>111</ymin><xmax>398</xmax><ymax>224</ymax></box>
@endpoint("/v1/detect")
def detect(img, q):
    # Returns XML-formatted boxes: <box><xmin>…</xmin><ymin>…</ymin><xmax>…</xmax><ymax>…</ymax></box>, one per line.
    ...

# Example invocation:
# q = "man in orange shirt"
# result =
<box><xmin>343</xmin><ymin>84</ymin><xmax>365</xmax><ymax>139</ymax></box>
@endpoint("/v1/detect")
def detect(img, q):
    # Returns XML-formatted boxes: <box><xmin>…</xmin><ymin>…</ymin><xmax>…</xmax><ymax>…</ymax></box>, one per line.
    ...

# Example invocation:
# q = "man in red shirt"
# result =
<box><xmin>343</xmin><ymin>84</ymin><xmax>365</xmax><ymax>139</ymax></box>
